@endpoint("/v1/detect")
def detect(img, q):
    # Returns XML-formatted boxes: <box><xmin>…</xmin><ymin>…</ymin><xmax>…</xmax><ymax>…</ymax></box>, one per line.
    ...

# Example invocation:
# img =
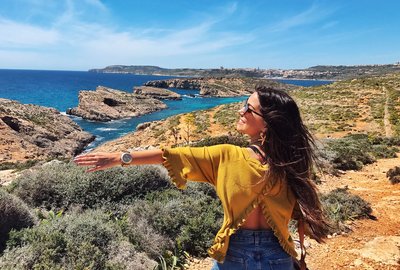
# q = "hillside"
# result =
<box><xmin>94</xmin><ymin>72</ymin><xmax>400</xmax><ymax>152</ymax></box>
<box><xmin>89</xmin><ymin>64</ymin><xmax>400</xmax><ymax>80</ymax></box>
<box><xmin>88</xmin><ymin>65</ymin><xmax>264</xmax><ymax>78</ymax></box>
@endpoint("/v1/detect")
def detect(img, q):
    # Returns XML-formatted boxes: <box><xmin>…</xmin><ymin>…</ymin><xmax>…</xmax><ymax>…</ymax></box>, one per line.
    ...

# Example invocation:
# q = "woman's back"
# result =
<box><xmin>242</xmin><ymin>148</ymin><xmax>271</xmax><ymax>230</ymax></box>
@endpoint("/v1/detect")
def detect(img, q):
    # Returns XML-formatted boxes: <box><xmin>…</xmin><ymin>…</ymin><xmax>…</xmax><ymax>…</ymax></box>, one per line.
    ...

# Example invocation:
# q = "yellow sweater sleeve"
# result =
<box><xmin>162</xmin><ymin>144</ymin><xmax>236</xmax><ymax>189</ymax></box>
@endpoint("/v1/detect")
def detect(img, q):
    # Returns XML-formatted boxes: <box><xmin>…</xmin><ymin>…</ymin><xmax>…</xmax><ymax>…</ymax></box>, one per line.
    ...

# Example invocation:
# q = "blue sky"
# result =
<box><xmin>0</xmin><ymin>0</ymin><xmax>399</xmax><ymax>70</ymax></box>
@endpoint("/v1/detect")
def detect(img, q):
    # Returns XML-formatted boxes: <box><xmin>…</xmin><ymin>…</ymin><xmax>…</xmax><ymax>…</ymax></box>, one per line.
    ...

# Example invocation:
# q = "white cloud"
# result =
<box><xmin>0</xmin><ymin>1</ymin><xmax>254</xmax><ymax>70</ymax></box>
<box><xmin>0</xmin><ymin>15</ymin><xmax>252</xmax><ymax>70</ymax></box>
<box><xmin>0</xmin><ymin>18</ymin><xmax>60</xmax><ymax>47</ymax></box>
<box><xmin>268</xmin><ymin>3</ymin><xmax>334</xmax><ymax>32</ymax></box>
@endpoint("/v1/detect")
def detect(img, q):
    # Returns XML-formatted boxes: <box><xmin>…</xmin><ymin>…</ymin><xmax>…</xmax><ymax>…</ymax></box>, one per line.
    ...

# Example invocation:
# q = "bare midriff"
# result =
<box><xmin>241</xmin><ymin>205</ymin><xmax>271</xmax><ymax>230</ymax></box>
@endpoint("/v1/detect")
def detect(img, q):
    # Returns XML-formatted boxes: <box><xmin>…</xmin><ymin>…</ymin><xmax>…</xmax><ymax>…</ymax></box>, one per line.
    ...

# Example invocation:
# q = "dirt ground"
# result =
<box><xmin>186</xmin><ymin>155</ymin><xmax>400</xmax><ymax>270</ymax></box>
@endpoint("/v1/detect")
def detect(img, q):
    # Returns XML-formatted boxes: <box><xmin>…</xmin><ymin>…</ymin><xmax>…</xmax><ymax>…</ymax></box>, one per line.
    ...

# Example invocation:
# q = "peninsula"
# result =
<box><xmin>0</xmin><ymin>99</ymin><xmax>94</xmax><ymax>164</ymax></box>
<box><xmin>89</xmin><ymin>63</ymin><xmax>400</xmax><ymax>80</ymax></box>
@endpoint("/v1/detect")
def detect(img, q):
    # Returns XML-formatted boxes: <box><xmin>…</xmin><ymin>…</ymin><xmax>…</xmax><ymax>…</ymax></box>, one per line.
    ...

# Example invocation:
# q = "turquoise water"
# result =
<box><xmin>0</xmin><ymin>69</ymin><xmax>332</xmax><ymax>149</ymax></box>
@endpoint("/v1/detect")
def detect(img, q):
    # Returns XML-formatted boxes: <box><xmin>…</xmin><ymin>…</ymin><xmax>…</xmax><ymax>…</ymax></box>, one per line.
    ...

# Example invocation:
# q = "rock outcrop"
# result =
<box><xmin>67</xmin><ymin>86</ymin><xmax>167</xmax><ymax>121</ymax></box>
<box><xmin>145</xmin><ymin>79</ymin><xmax>202</xmax><ymax>90</ymax></box>
<box><xmin>0</xmin><ymin>98</ymin><xmax>95</xmax><ymax>163</ymax></box>
<box><xmin>133</xmin><ymin>86</ymin><xmax>181</xmax><ymax>100</ymax></box>
<box><xmin>144</xmin><ymin>77</ymin><xmax>296</xmax><ymax>97</ymax></box>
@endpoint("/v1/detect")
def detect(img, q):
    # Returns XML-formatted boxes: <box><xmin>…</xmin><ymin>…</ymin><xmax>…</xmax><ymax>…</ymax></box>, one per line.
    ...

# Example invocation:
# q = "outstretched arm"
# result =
<box><xmin>73</xmin><ymin>149</ymin><xmax>164</xmax><ymax>172</ymax></box>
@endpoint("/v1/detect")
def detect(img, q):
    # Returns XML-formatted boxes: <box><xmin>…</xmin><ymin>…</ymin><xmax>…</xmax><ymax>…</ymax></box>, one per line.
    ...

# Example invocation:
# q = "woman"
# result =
<box><xmin>74</xmin><ymin>86</ymin><xmax>328</xmax><ymax>269</ymax></box>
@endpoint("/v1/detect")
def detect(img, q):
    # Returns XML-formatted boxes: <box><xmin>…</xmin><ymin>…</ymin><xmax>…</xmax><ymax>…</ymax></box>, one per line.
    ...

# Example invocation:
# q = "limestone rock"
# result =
<box><xmin>67</xmin><ymin>86</ymin><xmax>167</xmax><ymax>121</ymax></box>
<box><xmin>133</xmin><ymin>86</ymin><xmax>181</xmax><ymax>100</ymax></box>
<box><xmin>136</xmin><ymin>122</ymin><xmax>151</xmax><ymax>131</ymax></box>
<box><xmin>354</xmin><ymin>236</ymin><xmax>400</xmax><ymax>266</ymax></box>
<box><xmin>144</xmin><ymin>77</ymin><xmax>294</xmax><ymax>97</ymax></box>
<box><xmin>0</xmin><ymin>98</ymin><xmax>95</xmax><ymax>163</ymax></box>
<box><xmin>145</xmin><ymin>78</ymin><xmax>201</xmax><ymax>89</ymax></box>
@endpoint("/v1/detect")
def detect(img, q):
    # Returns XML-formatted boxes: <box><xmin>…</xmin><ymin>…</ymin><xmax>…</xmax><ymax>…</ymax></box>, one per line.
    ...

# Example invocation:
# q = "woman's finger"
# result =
<box><xmin>75</xmin><ymin>161</ymin><xmax>99</xmax><ymax>166</ymax></box>
<box><xmin>74</xmin><ymin>156</ymin><xmax>100</xmax><ymax>162</ymax></box>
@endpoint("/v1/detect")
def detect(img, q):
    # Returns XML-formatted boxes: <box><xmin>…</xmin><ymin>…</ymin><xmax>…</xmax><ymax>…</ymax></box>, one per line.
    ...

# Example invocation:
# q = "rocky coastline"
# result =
<box><xmin>0</xmin><ymin>76</ymin><xmax>295</xmax><ymax>166</ymax></box>
<box><xmin>133</xmin><ymin>86</ymin><xmax>181</xmax><ymax>100</ymax></box>
<box><xmin>0</xmin><ymin>98</ymin><xmax>95</xmax><ymax>164</ymax></box>
<box><xmin>90</xmin><ymin>63</ymin><xmax>400</xmax><ymax>80</ymax></box>
<box><xmin>66</xmin><ymin>86</ymin><xmax>168</xmax><ymax>121</ymax></box>
<box><xmin>144</xmin><ymin>77</ymin><xmax>296</xmax><ymax>97</ymax></box>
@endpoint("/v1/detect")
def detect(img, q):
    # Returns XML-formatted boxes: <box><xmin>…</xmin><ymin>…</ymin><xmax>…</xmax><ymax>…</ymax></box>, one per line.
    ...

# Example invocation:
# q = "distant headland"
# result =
<box><xmin>89</xmin><ymin>63</ymin><xmax>400</xmax><ymax>80</ymax></box>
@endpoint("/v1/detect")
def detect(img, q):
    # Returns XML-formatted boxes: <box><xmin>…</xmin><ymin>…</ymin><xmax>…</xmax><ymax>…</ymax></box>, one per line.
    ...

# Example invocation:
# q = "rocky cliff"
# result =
<box><xmin>133</xmin><ymin>86</ymin><xmax>181</xmax><ymax>100</ymax></box>
<box><xmin>144</xmin><ymin>77</ymin><xmax>295</xmax><ymax>97</ymax></box>
<box><xmin>0</xmin><ymin>99</ymin><xmax>94</xmax><ymax>163</ymax></box>
<box><xmin>66</xmin><ymin>86</ymin><xmax>167</xmax><ymax>121</ymax></box>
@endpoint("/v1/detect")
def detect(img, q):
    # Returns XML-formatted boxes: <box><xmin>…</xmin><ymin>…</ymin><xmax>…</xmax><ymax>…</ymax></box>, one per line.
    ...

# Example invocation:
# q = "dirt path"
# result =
<box><xmin>187</xmin><ymin>155</ymin><xmax>400</xmax><ymax>270</ymax></box>
<box><xmin>384</xmin><ymin>86</ymin><xmax>394</xmax><ymax>137</ymax></box>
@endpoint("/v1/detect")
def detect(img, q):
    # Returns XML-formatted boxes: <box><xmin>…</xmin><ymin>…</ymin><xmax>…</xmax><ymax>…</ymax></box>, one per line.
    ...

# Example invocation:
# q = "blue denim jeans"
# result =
<box><xmin>211</xmin><ymin>229</ymin><xmax>294</xmax><ymax>270</ymax></box>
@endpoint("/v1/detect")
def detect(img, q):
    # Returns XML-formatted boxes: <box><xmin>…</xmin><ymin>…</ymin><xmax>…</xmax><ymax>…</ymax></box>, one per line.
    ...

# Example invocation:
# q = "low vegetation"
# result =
<box><xmin>189</xmin><ymin>134</ymin><xmax>249</xmax><ymax>148</ymax></box>
<box><xmin>292</xmin><ymin>73</ymin><xmax>400</xmax><ymax>136</ymax></box>
<box><xmin>0</xmin><ymin>160</ymin><xmax>40</xmax><ymax>171</ymax></box>
<box><xmin>213</xmin><ymin>103</ymin><xmax>241</xmax><ymax>131</ymax></box>
<box><xmin>0</xmin><ymin>189</ymin><xmax>36</xmax><ymax>253</ymax></box>
<box><xmin>0</xmin><ymin>161</ymin><xmax>224</xmax><ymax>269</ymax></box>
<box><xmin>321</xmin><ymin>187</ymin><xmax>373</xmax><ymax>233</ymax></box>
<box><xmin>386</xmin><ymin>166</ymin><xmax>400</xmax><ymax>184</ymax></box>
<box><xmin>319</xmin><ymin>133</ymin><xmax>400</xmax><ymax>171</ymax></box>
<box><xmin>0</xmin><ymin>133</ymin><xmax>383</xmax><ymax>269</ymax></box>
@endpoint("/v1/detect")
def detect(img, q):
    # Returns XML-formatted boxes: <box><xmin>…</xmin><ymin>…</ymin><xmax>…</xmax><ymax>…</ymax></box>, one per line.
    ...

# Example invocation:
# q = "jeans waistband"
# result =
<box><xmin>230</xmin><ymin>229</ymin><xmax>278</xmax><ymax>245</ymax></box>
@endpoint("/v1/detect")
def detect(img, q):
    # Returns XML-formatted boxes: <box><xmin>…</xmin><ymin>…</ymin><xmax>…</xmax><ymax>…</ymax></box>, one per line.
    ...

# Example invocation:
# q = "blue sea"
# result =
<box><xmin>0</xmin><ymin>69</ymin><xmax>332</xmax><ymax>149</ymax></box>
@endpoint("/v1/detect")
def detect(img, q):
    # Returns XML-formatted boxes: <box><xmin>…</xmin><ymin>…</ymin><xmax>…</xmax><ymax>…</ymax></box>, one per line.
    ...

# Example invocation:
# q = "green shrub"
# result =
<box><xmin>184</xmin><ymin>182</ymin><xmax>218</xmax><ymax>199</ymax></box>
<box><xmin>9</xmin><ymin>162</ymin><xmax>171</xmax><ymax>211</ymax></box>
<box><xmin>177</xmin><ymin>202</ymin><xmax>222</xmax><ymax>256</ymax></box>
<box><xmin>3</xmin><ymin>160</ymin><xmax>223</xmax><ymax>267</ymax></box>
<box><xmin>106</xmin><ymin>242</ymin><xmax>157</xmax><ymax>270</ymax></box>
<box><xmin>190</xmin><ymin>134</ymin><xmax>249</xmax><ymax>148</ymax></box>
<box><xmin>0</xmin><ymin>160</ymin><xmax>40</xmax><ymax>171</ymax></box>
<box><xmin>386</xmin><ymin>166</ymin><xmax>400</xmax><ymax>184</ymax></box>
<box><xmin>324</xmin><ymin>134</ymin><xmax>375</xmax><ymax>170</ymax></box>
<box><xmin>321</xmin><ymin>134</ymin><xmax>400</xmax><ymax>171</ymax></box>
<box><xmin>0</xmin><ymin>209</ymin><xmax>150</xmax><ymax>270</ymax></box>
<box><xmin>143</xmin><ymin>189</ymin><xmax>223</xmax><ymax>257</ymax></box>
<box><xmin>0</xmin><ymin>189</ymin><xmax>36</xmax><ymax>253</ymax></box>
<box><xmin>371</xmin><ymin>144</ymin><xmax>398</xmax><ymax>158</ymax></box>
<box><xmin>370</xmin><ymin>136</ymin><xmax>400</xmax><ymax>146</ymax></box>
<box><xmin>321</xmin><ymin>187</ymin><xmax>373</xmax><ymax>233</ymax></box>
<box><xmin>123</xmin><ymin>201</ymin><xmax>173</xmax><ymax>259</ymax></box>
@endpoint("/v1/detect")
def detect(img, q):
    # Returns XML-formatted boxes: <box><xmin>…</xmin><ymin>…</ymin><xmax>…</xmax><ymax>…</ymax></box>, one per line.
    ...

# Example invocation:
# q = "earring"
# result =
<box><xmin>259</xmin><ymin>131</ymin><xmax>267</xmax><ymax>145</ymax></box>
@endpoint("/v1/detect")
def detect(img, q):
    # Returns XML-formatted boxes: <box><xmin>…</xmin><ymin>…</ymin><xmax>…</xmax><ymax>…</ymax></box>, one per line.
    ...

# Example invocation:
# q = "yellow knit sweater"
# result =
<box><xmin>162</xmin><ymin>144</ymin><xmax>297</xmax><ymax>263</ymax></box>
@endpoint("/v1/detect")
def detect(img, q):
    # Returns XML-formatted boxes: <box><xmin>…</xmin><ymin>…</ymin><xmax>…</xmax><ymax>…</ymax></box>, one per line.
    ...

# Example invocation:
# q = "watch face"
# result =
<box><xmin>122</xmin><ymin>153</ymin><xmax>132</xmax><ymax>163</ymax></box>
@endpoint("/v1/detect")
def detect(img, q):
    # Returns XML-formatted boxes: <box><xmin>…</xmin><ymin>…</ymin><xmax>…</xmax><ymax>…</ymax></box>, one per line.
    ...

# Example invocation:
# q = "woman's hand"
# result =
<box><xmin>73</xmin><ymin>152</ymin><xmax>121</xmax><ymax>172</ymax></box>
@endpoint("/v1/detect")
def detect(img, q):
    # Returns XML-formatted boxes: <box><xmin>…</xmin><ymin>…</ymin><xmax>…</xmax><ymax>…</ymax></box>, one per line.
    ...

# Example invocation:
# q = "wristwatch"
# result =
<box><xmin>120</xmin><ymin>152</ymin><xmax>133</xmax><ymax>166</ymax></box>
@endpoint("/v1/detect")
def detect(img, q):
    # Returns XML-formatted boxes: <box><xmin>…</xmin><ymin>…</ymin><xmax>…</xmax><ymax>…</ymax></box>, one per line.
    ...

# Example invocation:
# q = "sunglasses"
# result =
<box><xmin>242</xmin><ymin>100</ymin><xmax>263</xmax><ymax>118</ymax></box>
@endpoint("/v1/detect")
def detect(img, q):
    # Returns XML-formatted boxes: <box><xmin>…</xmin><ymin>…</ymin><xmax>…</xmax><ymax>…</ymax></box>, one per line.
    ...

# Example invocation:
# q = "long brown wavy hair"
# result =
<box><xmin>256</xmin><ymin>86</ymin><xmax>328</xmax><ymax>242</ymax></box>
